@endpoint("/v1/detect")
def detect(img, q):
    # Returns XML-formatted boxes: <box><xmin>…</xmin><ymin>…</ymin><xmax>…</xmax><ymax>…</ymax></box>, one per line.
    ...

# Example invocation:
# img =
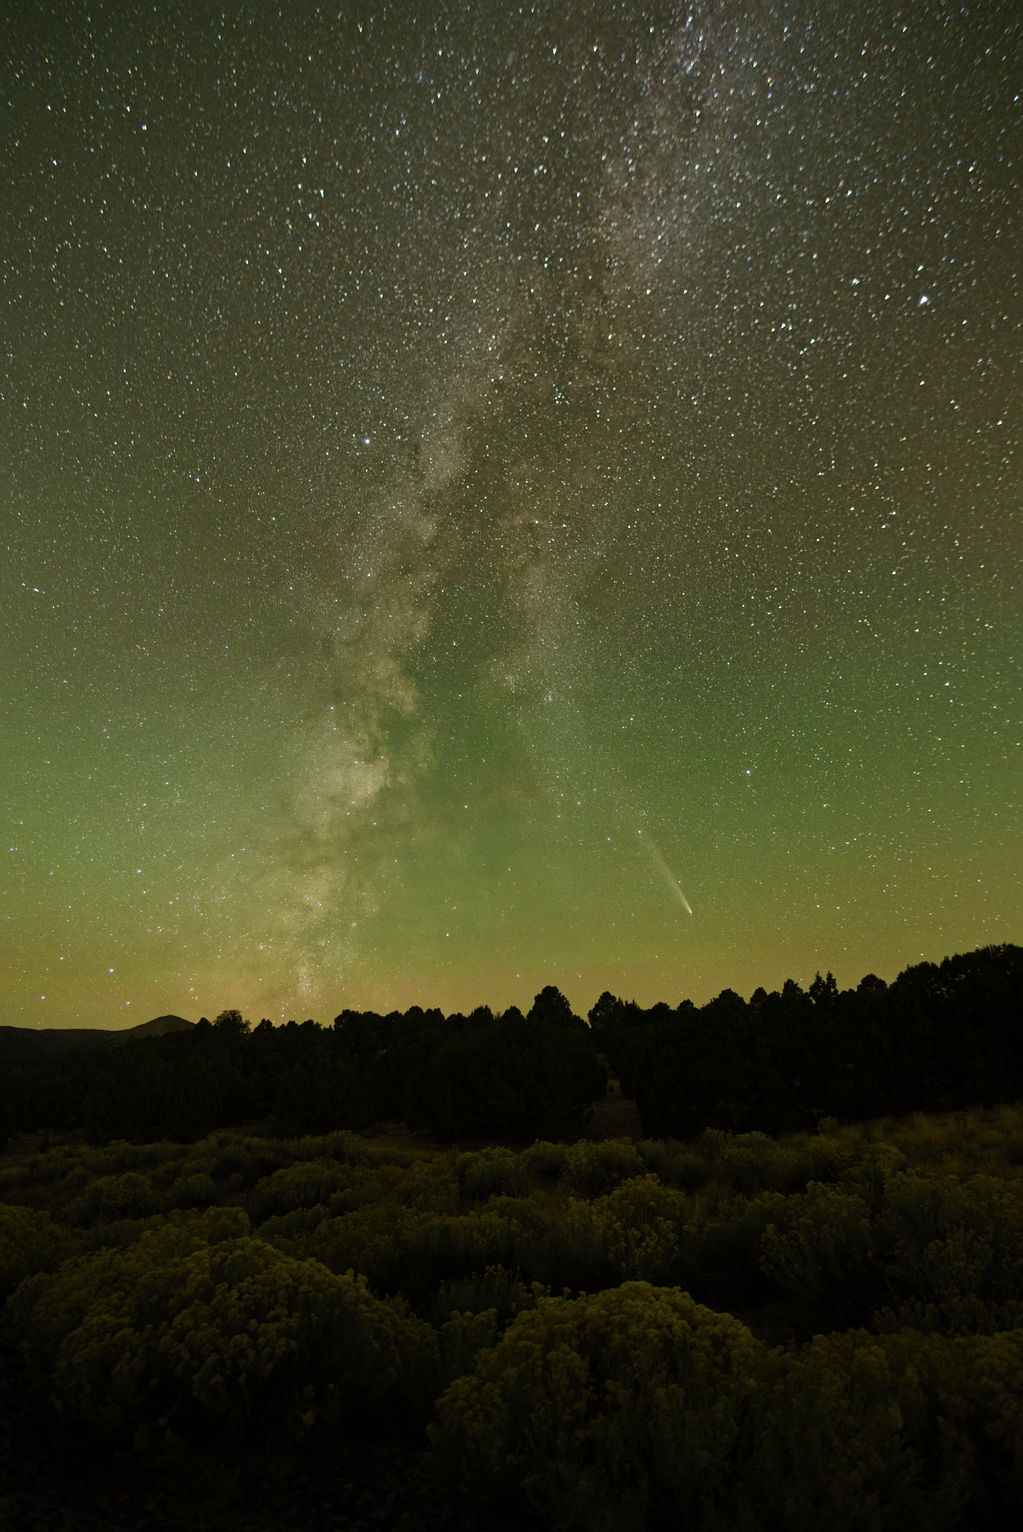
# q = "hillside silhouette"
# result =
<box><xmin>0</xmin><ymin>1014</ymin><xmax>193</xmax><ymax>1062</ymax></box>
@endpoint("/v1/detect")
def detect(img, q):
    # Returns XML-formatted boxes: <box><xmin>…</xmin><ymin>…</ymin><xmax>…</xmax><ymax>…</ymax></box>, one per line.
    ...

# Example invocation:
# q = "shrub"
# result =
<box><xmin>594</xmin><ymin>1175</ymin><xmax>691</xmax><ymax>1284</ymax></box>
<box><xmin>256</xmin><ymin>1204</ymin><xmax>335</xmax><ymax>1258</ymax></box>
<box><xmin>514</xmin><ymin>1196</ymin><xmax>614</xmax><ymax>1292</ymax></box>
<box><xmin>65</xmin><ymin>1172</ymin><xmax>159</xmax><ymax>1227</ymax></box>
<box><xmin>688</xmin><ymin>1190</ymin><xmax>786</xmax><ymax>1308</ymax></box>
<box><xmin>9</xmin><ymin>1218</ymin><xmax>432</xmax><ymax>1445</ymax></box>
<box><xmin>636</xmin><ymin>1138</ymin><xmax>709</xmax><ymax>1190</ymax></box>
<box><xmin>248</xmin><ymin>1160</ymin><xmax>349</xmax><ymax>1222</ymax></box>
<box><xmin>0</xmin><ymin>1204</ymin><xmax>75</xmax><ymax>1300</ymax></box>
<box><xmin>315</xmin><ymin>1206</ymin><xmax>520</xmax><ymax>1299</ymax></box>
<box><xmin>760</xmin><ymin>1183</ymin><xmax>879</xmax><ymax>1330</ymax></box>
<box><xmin>751</xmin><ymin>1329</ymin><xmax>977</xmax><ymax>1530</ymax></box>
<box><xmin>784</xmin><ymin>1132</ymin><xmax>858</xmax><ymax>1189</ymax></box>
<box><xmin>146</xmin><ymin>1240</ymin><xmax>428</xmax><ymax>1439</ymax></box>
<box><xmin>432</xmin><ymin>1282</ymin><xmax>767</xmax><ymax>1532</ymax></box>
<box><xmin>435</xmin><ymin>1308</ymin><xmax>501</xmax><ymax>1390</ymax></box>
<box><xmin>323</xmin><ymin>1161</ymin><xmax>438</xmax><ymax>1215</ymax></box>
<box><xmin>522</xmin><ymin>1140</ymin><xmax>569</xmax><ymax>1183</ymax></box>
<box><xmin>163</xmin><ymin>1172</ymin><xmax>219</xmax><ymax>1211</ymax></box>
<box><xmin>839</xmin><ymin>1142</ymin><xmax>910</xmax><ymax>1209</ymax></box>
<box><xmin>952</xmin><ymin>1327</ymin><xmax>1023</xmax><ymax>1511</ymax></box>
<box><xmin>710</xmin><ymin>1131</ymin><xmax>801</xmax><ymax>1194</ymax></box>
<box><xmin>0</xmin><ymin>1165</ymin><xmax>28</xmax><ymax>1198</ymax></box>
<box><xmin>646</xmin><ymin>1319</ymin><xmax>1021</xmax><ymax>1529</ymax></box>
<box><xmin>198</xmin><ymin>1132</ymin><xmax>286</xmax><ymax>1187</ymax></box>
<box><xmin>559</xmin><ymin>1139</ymin><xmax>645</xmax><ymax>1198</ymax></box>
<box><xmin>871</xmin><ymin>1172</ymin><xmax>1023</xmax><ymax>1334</ymax></box>
<box><xmin>423</xmin><ymin>1265</ymin><xmax>550</xmax><ymax>1329</ymax></box>
<box><xmin>291</xmin><ymin>1130</ymin><xmax>374</xmax><ymax>1166</ymax></box>
<box><xmin>455</xmin><ymin>1147</ymin><xmax>531</xmax><ymax>1201</ymax></box>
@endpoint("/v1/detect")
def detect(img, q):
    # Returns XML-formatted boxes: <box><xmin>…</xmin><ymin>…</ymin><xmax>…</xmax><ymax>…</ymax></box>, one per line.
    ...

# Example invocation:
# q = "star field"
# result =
<box><xmin>2</xmin><ymin>0</ymin><xmax>1020</xmax><ymax>1027</ymax></box>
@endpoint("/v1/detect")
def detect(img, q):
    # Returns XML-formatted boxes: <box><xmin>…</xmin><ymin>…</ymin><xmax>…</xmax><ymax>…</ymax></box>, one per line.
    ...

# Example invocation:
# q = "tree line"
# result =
<box><xmin>594</xmin><ymin>942</ymin><xmax>1023</xmax><ymax>1137</ymax></box>
<box><xmin>1</xmin><ymin>944</ymin><xmax>1020</xmax><ymax>1146</ymax></box>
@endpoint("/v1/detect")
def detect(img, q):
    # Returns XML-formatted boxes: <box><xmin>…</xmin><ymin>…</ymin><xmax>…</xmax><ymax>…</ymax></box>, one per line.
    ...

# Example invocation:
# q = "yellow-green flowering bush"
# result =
<box><xmin>0</xmin><ymin>1203</ymin><xmax>75</xmax><ymax>1299</ymax></box>
<box><xmin>594</xmin><ymin>1174</ymin><xmax>690</xmax><ymax>1284</ymax></box>
<box><xmin>636</xmin><ymin>1138</ymin><xmax>709</xmax><ymax>1190</ymax></box>
<box><xmin>710</xmin><ymin>1131</ymin><xmax>802</xmax><ymax>1194</ymax></box>
<box><xmin>559</xmin><ymin>1139</ymin><xmax>645</xmax><ymax>1198</ymax></box>
<box><xmin>435</xmin><ymin>1307</ymin><xmax>502</xmax><ymax>1386</ymax></box>
<box><xmin>424</xmin><ymin>1264</ymin><xmax>551</xmax><ymax>1327</ymax></box>
<box><xmin>322</xmin><ymin>1161</ymin><xmax>423</xmax><ymax>1214</ymax></box>
<box><xmin>871</xmin><ymin>1173</ymin><xmax>1023</xmax><ymax>1333</ymax></box>
<box><xmin>9</xmin><ymin>1213</ymin><xmax>433</xmax><ymax>1445</ymax></box>
<box><xmin>139</xmin><ymin>1239</ymin><xmax>424</xmax><ymax>1435</ymax></box>
<box><xmin>163</xmin><ymin>1171</ymin><xmax>219</xmax><ymax>1211</ymax></box>
<box><xmin>951</xmin><ymin>1327</ymin><xmax>1023</xmax><ymax>1510</ymax></box>
<box><xmin>0</xmin><ymin>1165</ymin><xmax>28</xmax><ymax>1199</ymax></box>
<box><xmin>248</xmin><ymin>1159</ymin><xmax>349</xmax><ymax>1222</ymax></box>
<box><xmin>308</xmin><ymin>1201</ymin><xmax>520</xmax><ymax>1296</ymax></box>
<box><xmin>290</xmin><ymin>1130</ymin><xmax>374</xmax><ymax>1165</ymax></box>
<box><xmin>786</xmin><ymin>1130</ymin><xmax>857</xmax><ymax>1182</ymax></box>
<box><xmin>65</xmin><ymin>1171</ymin><xmax>159</xmax><ymax>1227</ymax></box>
<box><xmin>422</xmin><ymin>1266</ymin><xmax>554</xmax><ymax>1398</ymax></box>
<box><xmin>197</xmin><ymin>1132</ymin><xmax>285</xmax><ymax>1188</ymax></box>
<box><xmin>689</xmin><ymin>1189</ymin><xmax>786</xmax><ymax>1304</ymax></box>
<box><xmin>432</xmin><ymin>1281</ymin><xmax>767</xmax><ymax>1532</ymax></box>
<box><xmin>752</xmin><ymin>1325</ymin><xmax>1023</xmax><ymax>1530</ymax></box>
<box><xmin>480</xmin><ymin>1193</ymin><xmax>555</xmax><ymax>1236</ymax></box>
<box><xmin>7</xmin><ymin>1206</ymin><xmax>251</xmax><ymax>1375</ymax></box>
<box><xmin>254</xmin><ymin>1203</ymin><xmax>335</xmax><ymax>1258</ymax></box>
<box><xmin>839</xmin><ymin>1142</ymin><xmax>911</xmax><ymax>1206</ymax></box>
<box><xmin>515</xmin><ymin>1195</ymin><xmax>614</xmax><ymax>1291</ymax></box>
<box><xmin>521</xmin><ymin>1139</ymin><xmax>569</xmax><ymax>1183</ymax></box>
<box><xmin>760</xmin><ymin>1183</ymin><xmax>879</xmax><ymax>1329</ymax></box>
<box><xmin>455</xmin><ymin>1147</ymin><xmax>531</xmax><ymax>1201</ymax></box>
<box><xmin>751</xmin><ymin>1329</ymin><xmax>949</xmax><ymax>1531</ymax></box>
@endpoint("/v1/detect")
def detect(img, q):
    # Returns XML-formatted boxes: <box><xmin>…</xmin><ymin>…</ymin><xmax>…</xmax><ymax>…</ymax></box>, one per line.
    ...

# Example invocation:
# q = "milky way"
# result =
<box><xmin>3</xmin><ymin>1</ymin><xmax>1019</xmax><ymax>1026</ymax></box>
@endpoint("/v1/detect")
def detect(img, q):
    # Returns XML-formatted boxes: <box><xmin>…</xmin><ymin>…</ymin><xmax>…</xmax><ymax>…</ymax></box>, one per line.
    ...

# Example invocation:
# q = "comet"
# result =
<box><xmin>636</xmin><ymin>827</ymin><xmax>693</xmax><ymax>916</ymax></box>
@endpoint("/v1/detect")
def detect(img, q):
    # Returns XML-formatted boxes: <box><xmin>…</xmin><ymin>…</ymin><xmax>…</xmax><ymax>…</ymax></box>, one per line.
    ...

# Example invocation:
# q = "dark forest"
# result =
<box><xmin>3</xmin><ymin>944</ymin><xmax>1021</xmax><ymax>1146</ymax></box>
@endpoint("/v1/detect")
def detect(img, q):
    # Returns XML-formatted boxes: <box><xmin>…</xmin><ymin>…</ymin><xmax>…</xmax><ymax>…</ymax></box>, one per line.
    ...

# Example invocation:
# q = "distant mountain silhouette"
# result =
<box><xmin>0</xmin><ymin>1015</ymin><xmax>194</xmax><ymax>1060</ymax></box>
<box><xmin>112</xmin><ymin>1014</ymin><xmax>194</xmax><ymax>1041</ymax></box>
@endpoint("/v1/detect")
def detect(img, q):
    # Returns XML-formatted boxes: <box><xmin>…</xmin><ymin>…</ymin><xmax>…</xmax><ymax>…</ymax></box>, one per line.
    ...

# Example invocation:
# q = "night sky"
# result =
<box><xmin>4</xmin><ymin>1</ymin><xmax>1020</xmax><ymax>1029</ymax></box>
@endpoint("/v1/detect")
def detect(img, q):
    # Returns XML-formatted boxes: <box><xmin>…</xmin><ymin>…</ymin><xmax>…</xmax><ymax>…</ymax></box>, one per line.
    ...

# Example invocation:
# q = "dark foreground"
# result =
<box><xmin>2</xmin><ymin>1106</ymin><xmax>1023</xmax><ymax>1531</ymax></box>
